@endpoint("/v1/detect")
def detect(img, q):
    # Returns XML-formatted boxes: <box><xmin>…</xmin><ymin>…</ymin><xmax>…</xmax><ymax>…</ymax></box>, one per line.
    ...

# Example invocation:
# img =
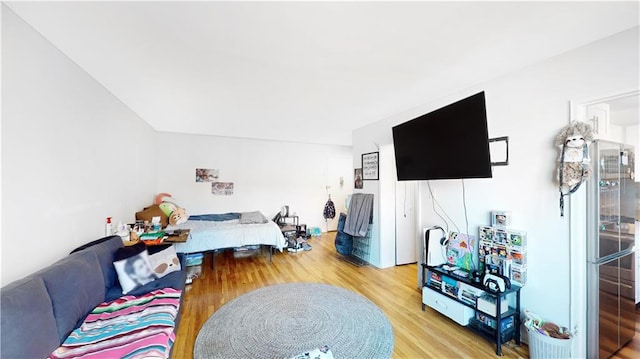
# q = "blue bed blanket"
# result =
<box><xmin>188</xmin><ymin>213</ymin><xmax>241</xmax><ymax>221</ymax></box>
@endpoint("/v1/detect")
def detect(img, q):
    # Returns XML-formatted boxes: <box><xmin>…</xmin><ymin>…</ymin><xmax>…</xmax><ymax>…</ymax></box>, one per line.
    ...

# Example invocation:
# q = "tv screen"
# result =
<box><xmin>392</xmin><ymin>92</ymin><xmax>492</xmax><ymax>181</ymax></box>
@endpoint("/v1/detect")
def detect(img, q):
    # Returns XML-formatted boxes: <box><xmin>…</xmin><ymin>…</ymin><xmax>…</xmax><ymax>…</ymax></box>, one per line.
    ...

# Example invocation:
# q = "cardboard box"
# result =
<box><xmin>477</xmin><ymin>294</ymin><xmax>509</xmax><ymax>316</ymax></box>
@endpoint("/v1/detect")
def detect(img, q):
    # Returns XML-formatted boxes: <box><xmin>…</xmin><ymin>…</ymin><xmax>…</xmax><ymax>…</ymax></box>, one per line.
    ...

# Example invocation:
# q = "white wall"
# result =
<box><xmin>378</xmin><ymin>144</ymin><xmax>396</xmax><ymax>268</ymax></box>
<box><xmin>611</xmin><ymin>107</ymin><xmax>640</xmax><ymax>129</ymax></box>
<box><xmin>155</xmin><ymin>132</ymin><xmax>353</xmax><ymax>231</ymax></box>
<box><xmin>626</xmin><ymin>125</ymin><xmax>639</xmax><ymax>147</ymax></box>
<box><xmin>608</xmin><ymin>124</ymin><xmax>626</xmax><ymax>143</ymax></box>
<box><xmin>1</xmin><ymin>6</ymin><xmax>157</xmax><ymax>284</ymax></box>
<box><xmin>352</xmin><ymin>26</ymin><xmax>639</xmax><ymax>334</ymax></box>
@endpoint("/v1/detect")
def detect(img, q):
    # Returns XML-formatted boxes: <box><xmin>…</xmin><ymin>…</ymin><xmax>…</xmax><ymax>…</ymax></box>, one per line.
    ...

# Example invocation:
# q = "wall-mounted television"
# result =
<box><xmin>392</xmin><ymin>91</ymin><xmax>492</xmax><ymax>181</ymax></box>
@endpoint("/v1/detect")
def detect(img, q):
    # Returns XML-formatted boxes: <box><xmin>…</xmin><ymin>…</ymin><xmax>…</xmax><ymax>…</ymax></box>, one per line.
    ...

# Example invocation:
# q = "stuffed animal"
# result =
<box><xmin>555</xmin><ymin>121</ymin><xmax>594</xmax><ymax>192</ymax></box>
<box><xmin>156</xmin><ymin>193</ymin><xmax>188</xmax><ymax>226</ymax></box>
<box><xmin>168</xmin><ymin>207</ymin><xmax>187</xmax><ymax>226</ymax></box>
<box><xmin>555</xmin><ymin>122</ymin><xmax>594</xmax><ymax>216</ymax></box>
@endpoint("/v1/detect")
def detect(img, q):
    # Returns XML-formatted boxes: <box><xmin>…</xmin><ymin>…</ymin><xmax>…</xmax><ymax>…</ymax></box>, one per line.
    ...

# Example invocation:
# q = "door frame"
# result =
<box><xmin>569</xmin><ymin>88</ymin><xmax>639</xmax><ymax>358</ymax></box>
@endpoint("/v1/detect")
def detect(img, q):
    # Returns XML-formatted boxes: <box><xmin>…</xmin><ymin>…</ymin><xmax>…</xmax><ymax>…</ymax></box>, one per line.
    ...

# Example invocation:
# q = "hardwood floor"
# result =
<box><xmin>612</xmin><ymin>308</ymin><xmax>640</xmax><ymax>359</ymax></box>
<box><xmin>173</xmin><ymin>232</ymin><xmax>529</xmax><ymax>358</ymax></box>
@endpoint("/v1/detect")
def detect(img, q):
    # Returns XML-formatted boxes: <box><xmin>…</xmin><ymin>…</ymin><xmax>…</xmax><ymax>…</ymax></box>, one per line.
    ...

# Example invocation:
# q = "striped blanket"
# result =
<box><xmin>49</xmin><ymin>288</ymin><xmax>182</xmax><ymax>359</ymax></box>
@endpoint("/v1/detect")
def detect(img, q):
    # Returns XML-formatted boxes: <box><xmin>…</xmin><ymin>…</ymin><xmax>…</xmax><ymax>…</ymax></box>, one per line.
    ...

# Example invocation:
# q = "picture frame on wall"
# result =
<box><xmin>491</xmin><ymin>210</ymin><xmax>512</xmax><ymax>228</ymax></box>
<box><xmin>354</xmin><ymin>168</ymin><xmax>363</xmax><ymax>189</ymax></box>
<box><xmin>361</xmin><ymin>152</ymin><xmax>379</xmax><ymax>180</ymax></box>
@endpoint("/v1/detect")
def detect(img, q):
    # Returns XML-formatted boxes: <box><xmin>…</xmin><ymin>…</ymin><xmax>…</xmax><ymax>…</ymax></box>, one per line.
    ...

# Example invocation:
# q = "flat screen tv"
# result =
<box><xmin>392</xmin><ymin>91</ymin><xmax>492</xmax><ymax>181</ymax></box>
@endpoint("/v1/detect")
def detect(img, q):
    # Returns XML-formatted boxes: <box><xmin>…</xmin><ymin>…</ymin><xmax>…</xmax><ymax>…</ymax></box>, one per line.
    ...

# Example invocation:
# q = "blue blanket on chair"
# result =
<box><xmin>188</xmin><ymin>213</ymin><xmax>241</xmax><ymax>222</ymax></box>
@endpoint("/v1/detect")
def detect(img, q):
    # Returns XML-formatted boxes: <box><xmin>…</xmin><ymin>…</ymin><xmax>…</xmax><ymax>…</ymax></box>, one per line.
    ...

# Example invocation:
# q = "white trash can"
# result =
<box><xmin>528</xmin><ymin>329</ymin><xmax>572</xmax><ymax>359</ymax></box>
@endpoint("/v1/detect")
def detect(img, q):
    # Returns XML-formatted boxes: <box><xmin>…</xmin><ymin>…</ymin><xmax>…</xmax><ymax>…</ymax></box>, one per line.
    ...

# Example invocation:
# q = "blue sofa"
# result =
<box><xmin>0</xmin><ymin>236</ymin><xmax>187</xmax><ymax>358</ymax></box>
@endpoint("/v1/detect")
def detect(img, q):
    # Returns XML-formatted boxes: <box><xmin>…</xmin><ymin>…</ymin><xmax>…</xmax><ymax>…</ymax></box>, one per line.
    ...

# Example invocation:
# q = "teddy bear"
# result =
<box><xmin>555</xmin><ymin>121</ymin><xmax>594</xmax><ymax>193</ymax></box>
<box><xmin>155</xmin><ymin>193</ymin><xmax>188</xmax><ymax>226</ymax></box>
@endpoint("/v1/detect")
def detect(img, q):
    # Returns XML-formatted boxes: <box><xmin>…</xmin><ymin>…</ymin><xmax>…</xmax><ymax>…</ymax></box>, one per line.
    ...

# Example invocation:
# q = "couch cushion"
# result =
<box><xmin>1</xmin><ymin>277</ymin><xmax>60</xmax><ymax>358</ymax></box>
<box><xmin>129</xmin><ymin>268</ymin><xmax>187</xmax><ymax>296</ymax></box>
<box><xmin>70</xmin><ymin>235</ymin><xmax>123</xmax><ymax>292</ymax></box>
<box><xmin>35</xmin><ymin>250</ymin><xmax>105</xmax><ymax>342</ymax></box>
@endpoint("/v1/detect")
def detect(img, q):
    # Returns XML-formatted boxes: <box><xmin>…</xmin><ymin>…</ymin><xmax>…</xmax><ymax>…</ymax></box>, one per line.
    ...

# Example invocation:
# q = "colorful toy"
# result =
<box><xmin>156</xmin><ymin>193</ymin><xmax>188</xmax><ymax>226</ymax></box>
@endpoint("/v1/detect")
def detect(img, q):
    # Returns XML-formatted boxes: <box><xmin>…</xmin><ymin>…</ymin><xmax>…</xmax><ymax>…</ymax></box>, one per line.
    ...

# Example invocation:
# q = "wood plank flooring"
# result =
<box><xmin>172</xmin><ymin>232</ymin><xmax>530</xmax><ymax>358</ymax></box>
<box><xmin>612</xmin><ymin>308</ymin><xmax>640</xmax><ymax>359</ymax></box>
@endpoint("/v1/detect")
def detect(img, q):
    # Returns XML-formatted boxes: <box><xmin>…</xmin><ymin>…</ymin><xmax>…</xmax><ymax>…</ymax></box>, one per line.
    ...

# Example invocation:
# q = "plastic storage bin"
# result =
<box><xmin>528</xmin><ymin>329</ymin><xmax>572</xmax><ymax>359</ymax></box>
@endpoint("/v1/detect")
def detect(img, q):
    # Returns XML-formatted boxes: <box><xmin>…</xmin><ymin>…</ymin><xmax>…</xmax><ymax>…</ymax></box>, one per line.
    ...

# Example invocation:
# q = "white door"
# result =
<box><xmin>396</xmin><ymin>181</ymin><xmax>417</xmax><ymax>265</ymax></box>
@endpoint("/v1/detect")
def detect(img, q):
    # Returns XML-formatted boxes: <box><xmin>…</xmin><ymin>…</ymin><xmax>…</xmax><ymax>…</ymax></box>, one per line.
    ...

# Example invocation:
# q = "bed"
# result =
<box><xmin>165</xmin><ymin>212</ymin><xmax>287</xmax><ymax>265</ymax></box>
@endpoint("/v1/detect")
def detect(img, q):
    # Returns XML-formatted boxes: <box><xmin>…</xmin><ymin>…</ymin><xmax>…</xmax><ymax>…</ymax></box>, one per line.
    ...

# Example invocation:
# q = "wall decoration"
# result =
<box><xmin>361</xmin><ymin>152</ymin><xmax>379</xmax><ymax>180</ymax></box>
<box><xmin>212</xmin><ymin>182</ymin><xmax>234</xmax><ymax>195</ymax></box>
<box><xmin>354</xmin><ymin>168</ymin><xmax>363</xmax><ymax>189</ymax></box>
<box><xmin>478</xmin><ymin>225</ymin><xmax>527</xmax><ymax>286</ymax></box>
<box><xmin>445</xmin><ymin>232</ymin><xmax>477</xmax><ymax>272</ymax></box>
<box><xmin>490</xmin><ymin>210</ymin><xmax>512</xmax><ymax>228</ymax></box>
<box><xmin>196</xmin><ymin>168</ymin><xmax>219</xmax><ymax>182</ymax></box>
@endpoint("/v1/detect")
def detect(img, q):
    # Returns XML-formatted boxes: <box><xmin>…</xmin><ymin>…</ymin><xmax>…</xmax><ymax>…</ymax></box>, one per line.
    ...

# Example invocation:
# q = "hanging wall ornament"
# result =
<box><xmin>555</xmin><ymin>121</ymin><xmax>594</xmax><ymax>217</ymax></box>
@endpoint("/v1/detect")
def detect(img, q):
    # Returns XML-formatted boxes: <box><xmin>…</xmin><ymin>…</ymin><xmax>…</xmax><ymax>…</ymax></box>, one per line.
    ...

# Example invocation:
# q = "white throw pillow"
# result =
<box><xmin>148</xmin><ymin>245</ymin><xmax>181</xmax><ymax>278</ymax></box>
<box><xmin>113</xmin><ymin>250</ymin><xmax>157</xmax><ymax>294</ymax></box>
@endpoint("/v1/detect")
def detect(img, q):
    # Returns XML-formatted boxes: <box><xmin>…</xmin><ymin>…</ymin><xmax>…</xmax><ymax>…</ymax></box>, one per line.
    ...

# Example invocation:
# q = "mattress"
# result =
<box><xmin>166</xmin><ymin>219</ymin><xmax>286</xmax><ymax>254</ymax></box>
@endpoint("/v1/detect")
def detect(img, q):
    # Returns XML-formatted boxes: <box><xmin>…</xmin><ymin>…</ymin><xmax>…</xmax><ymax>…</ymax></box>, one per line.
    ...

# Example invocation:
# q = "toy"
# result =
<box><xmin>555</xmin><ymin>121</ymin><xmax>594</xmax><ymax>216</ymax></box>
<box><xmin>156</xmin><ymin>193</ymin><xmax>188</xmax><ymax>226</ymax></box>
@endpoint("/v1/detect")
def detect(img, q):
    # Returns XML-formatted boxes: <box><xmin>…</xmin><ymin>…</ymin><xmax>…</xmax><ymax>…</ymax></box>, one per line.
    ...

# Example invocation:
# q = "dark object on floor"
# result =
<box><xmin>296</xmin><ymin>224</ymin><xmax>309</xmax><ymax>239</ymax></box>
<box><xmin>335</xmin><ymin>213</ymin><xmax>353</xmax><ymax>255</ymax></box>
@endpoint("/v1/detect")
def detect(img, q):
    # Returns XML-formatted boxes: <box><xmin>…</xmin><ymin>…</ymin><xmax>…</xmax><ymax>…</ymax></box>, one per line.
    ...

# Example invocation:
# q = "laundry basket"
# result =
<box><xmin>528</xmin><ymin>328</ymin><xmax>572</xmax><ymax>359</ymax></box>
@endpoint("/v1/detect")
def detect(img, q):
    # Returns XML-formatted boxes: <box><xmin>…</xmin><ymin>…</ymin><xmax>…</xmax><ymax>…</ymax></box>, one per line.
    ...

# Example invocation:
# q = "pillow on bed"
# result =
<box><xmin>148</xmin><ymin>245</ymin><xmax>181</xmax><ymax>278</ymax></box>
<box><xmin>113</xmin><ymin>243</ymin><xmax>157</xmax><ymax>294</ymax></box>
<box><xmin>239</xmin><ymin>211</ymin><xmax>268</xmax><ymax>224</ymax></box>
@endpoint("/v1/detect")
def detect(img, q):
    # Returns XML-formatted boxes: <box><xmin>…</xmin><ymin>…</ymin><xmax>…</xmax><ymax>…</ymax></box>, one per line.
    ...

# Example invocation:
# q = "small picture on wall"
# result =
<box><xmin>354</xmin><ymin>168</ymin><xmax>363</xmax><ymax>189</ymax></box>
<box><xmin>196</xmin><ymin>168</ymin><xmax>219</xmax><ymax>182</ymax></box>
<box><xmin>212</xmin><ymin>182</ymin><xmax>234</xmax><ymax>195</ymax></box>
<box><xmin>491</xmin><ymin>210</ymin><xmax>512</xmax><ymax>228</ymax></box>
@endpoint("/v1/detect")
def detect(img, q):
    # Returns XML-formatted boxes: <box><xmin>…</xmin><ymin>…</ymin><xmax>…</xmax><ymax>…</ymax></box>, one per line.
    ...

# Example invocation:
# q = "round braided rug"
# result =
<box><xmin>194</xmin><ymin>282</ymin><xmax>394</xmax><ymax>358</ymax></box>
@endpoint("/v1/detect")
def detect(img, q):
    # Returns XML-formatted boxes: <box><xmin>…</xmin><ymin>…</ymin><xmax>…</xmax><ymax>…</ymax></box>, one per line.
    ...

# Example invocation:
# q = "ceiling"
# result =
<box><xmin>5</xmin><ymin>1</ymin><xmax>639</xmax><ymax>146</ymax></box>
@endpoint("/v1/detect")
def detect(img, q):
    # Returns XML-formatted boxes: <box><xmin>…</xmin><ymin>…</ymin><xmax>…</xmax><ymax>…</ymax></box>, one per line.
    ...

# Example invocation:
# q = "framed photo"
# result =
<box><xmin>491</xmin><ymin>210</ymin><xmax>512</xmax><ymax>228</ymax></box>
<box><xmin>361</xmin><ymin>152</ymin><xmax>379</xmax><ymax>180</ymax></box>
<box><xmin>212</xmin><ymin>182</ymin><xmax>234</xmax><ymax>195</ymax></box>
<box><xmin>354</xmin><ymin>168</ymin><xmax>363</xmax><ymax>189</ymax></box>
<box><xmin>196</xmin><ymin>168</ymin><xmax>219</xmax><ymax>182</ymax></box>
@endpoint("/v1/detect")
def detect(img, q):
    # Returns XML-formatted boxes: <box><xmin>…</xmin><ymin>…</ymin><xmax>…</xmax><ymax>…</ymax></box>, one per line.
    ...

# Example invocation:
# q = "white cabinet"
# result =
<box><xmin>422</xmin><ymin>287</ymin><xmax>475</xmax><ymax>326</ymax></box>
<box><xmin>585</xmin><ymin>103</ymin><xmax>611</xmax><ymax>139</ymax></box>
